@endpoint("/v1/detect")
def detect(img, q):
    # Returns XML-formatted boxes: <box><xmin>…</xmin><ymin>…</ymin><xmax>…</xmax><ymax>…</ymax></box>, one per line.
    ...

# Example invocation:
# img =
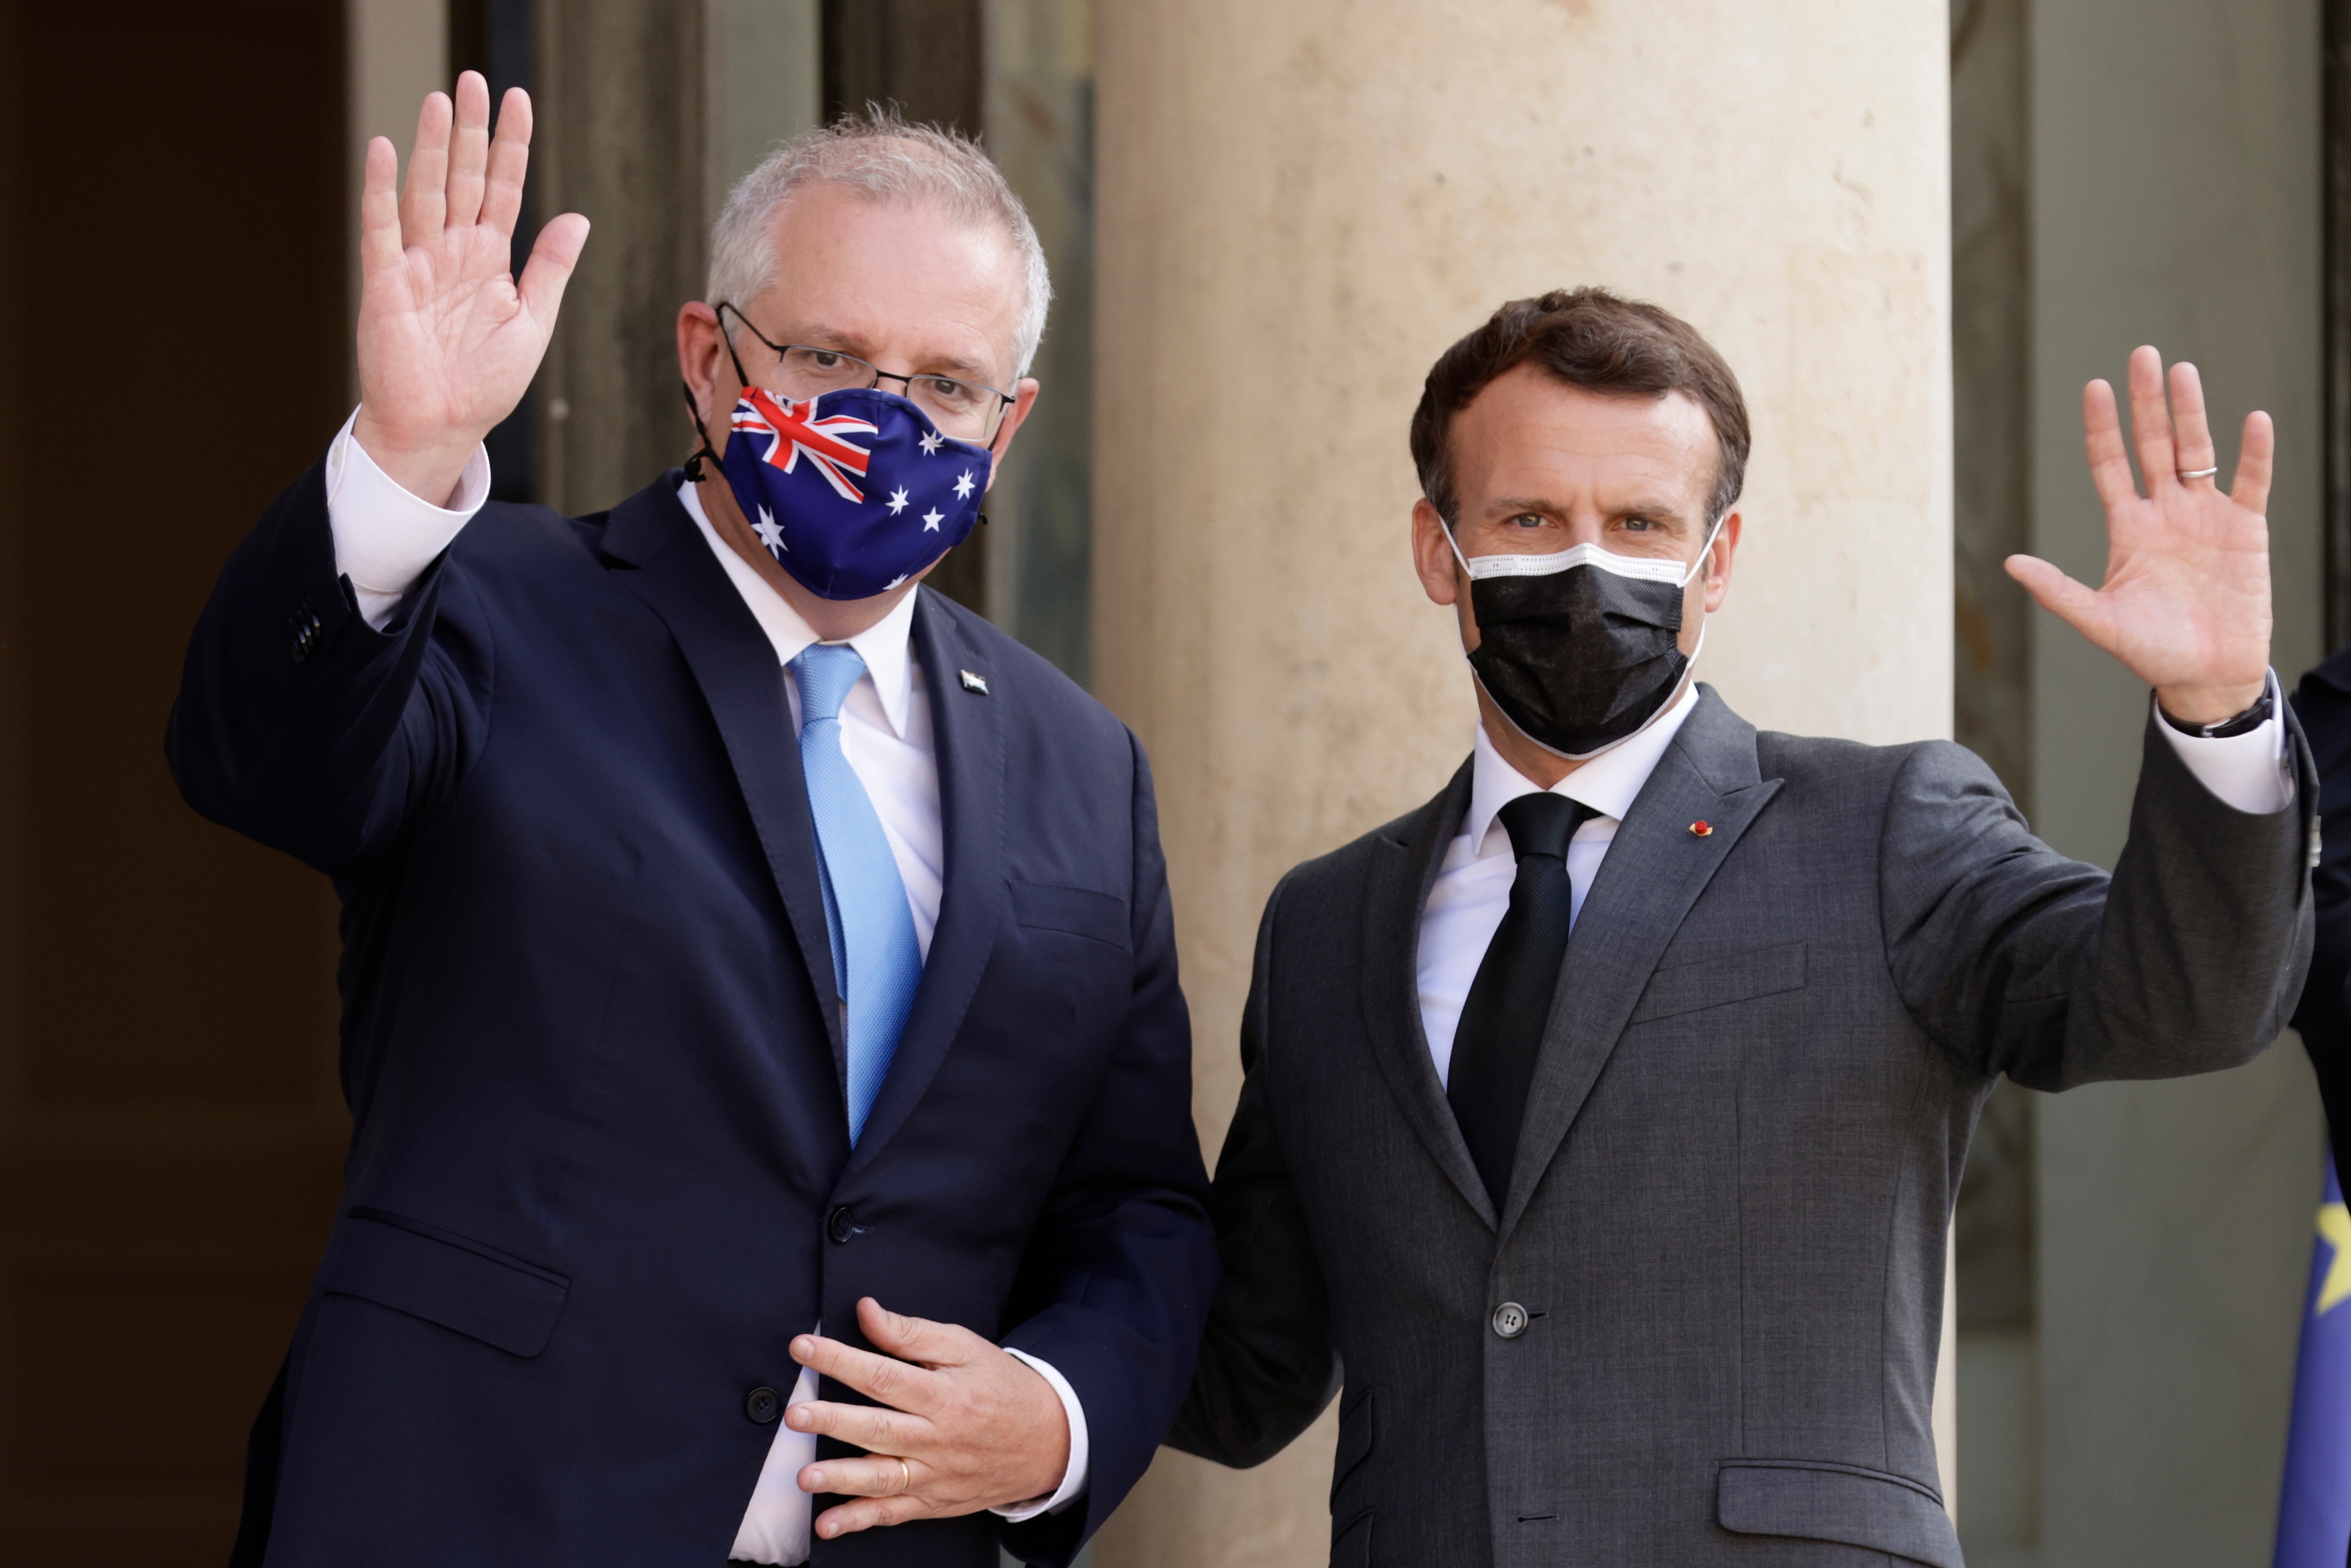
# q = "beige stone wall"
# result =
<box><xmin>1088</xmin><ymin>3</ymin><xmax>1953</xmax><ymax>1562</ymax></box>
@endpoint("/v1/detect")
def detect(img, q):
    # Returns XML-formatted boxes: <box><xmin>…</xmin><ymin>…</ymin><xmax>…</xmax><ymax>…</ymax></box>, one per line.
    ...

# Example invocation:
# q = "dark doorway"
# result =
<box><xmin>0</xmin><ymin>2</ymin><xmax>351</xmax><ymax>1560</ymax></box>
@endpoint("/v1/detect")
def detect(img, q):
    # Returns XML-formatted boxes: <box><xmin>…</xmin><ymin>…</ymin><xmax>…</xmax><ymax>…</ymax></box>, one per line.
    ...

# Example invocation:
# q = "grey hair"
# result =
<box><xmin>706</xmin><ymin>109</ymin><xmax>1052</xmax><ymax>381</ymax></box>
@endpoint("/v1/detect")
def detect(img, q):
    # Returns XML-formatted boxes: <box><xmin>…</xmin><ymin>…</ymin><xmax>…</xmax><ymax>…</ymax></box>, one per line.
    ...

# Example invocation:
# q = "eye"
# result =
<box><xmin>1621</xmin><ymin>516</ymin><xmax>1657</xmax><ymax>532</ymax></box>
<box><xmin>807</xmin><ymin>350</ymin><xmax>845</xmax><ymax>370</ymax></box>
<box><xmin>924</xmin><ymin>377</ymin><xmax>982</xmax><ymax>409</ymax></box>
<box><xmin>1510</xmin><ymin>512</ymin><xmax>1546</xmax><ymax>529</ymax></box>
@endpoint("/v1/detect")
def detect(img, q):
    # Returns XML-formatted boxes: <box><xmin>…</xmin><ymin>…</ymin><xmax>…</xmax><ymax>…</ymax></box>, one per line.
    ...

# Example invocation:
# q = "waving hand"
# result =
<box><xmin>2005</xmin><ymin>346</ymin><xmax>2273</xmax><ymax>726</ymax></box>
<box><xmin>350</xmin><ymin>72</ymin><xmax>589</xmax><ymax>505</ymax></box>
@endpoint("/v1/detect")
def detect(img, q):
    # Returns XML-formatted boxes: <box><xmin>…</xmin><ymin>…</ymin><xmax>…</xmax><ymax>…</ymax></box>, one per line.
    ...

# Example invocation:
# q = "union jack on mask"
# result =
<box><xmin>713</xmin><ymin>386</ymin><xmax>993</xmax><ymax>601</ymax></box>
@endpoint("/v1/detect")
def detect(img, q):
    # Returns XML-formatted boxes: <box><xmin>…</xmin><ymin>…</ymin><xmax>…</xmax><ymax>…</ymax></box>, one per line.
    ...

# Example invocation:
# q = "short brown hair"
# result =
<box><xmin>1410</xmin><ymin>287</ymin><xmax>1750</xmax><ymax>527</ymax></box>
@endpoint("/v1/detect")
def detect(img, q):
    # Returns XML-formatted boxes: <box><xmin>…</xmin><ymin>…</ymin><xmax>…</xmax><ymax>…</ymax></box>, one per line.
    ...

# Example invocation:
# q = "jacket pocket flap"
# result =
<box><xmin>1716</xmin><ymin>1460</ymin><xmax>1958</xmax><ymax>1568</ymax></box>
<box><xmin>1631</xmin><ymin>942</ymin><xmax>1806</xmax><ymax>1023</ymax></box>
<box><xmin>320</xmin><ymin>1209</ymin><xmax>570</xmax><ymax>1359</ymax></box>
<box><xmin>1010</xmin><ymin>882</ymin><xmax>1128</xmax><ymax>947</ymax></box>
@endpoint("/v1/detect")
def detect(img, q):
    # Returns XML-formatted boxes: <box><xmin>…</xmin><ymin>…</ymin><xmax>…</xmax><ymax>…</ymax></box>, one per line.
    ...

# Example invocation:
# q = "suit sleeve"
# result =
<box><xmin>996</xmin><ymin>730</ymin><xmax>1219</xmax><ymax>1567</ymax></box>
<box><xmin>1882</xmin><ymin>713</ymin><xmax>2315</xmax><ymax>1091</ymax></box>
<box><xmin>1162</xmin><ymin>871</ymin><xmax>1343</xmax><ymax>1470</ymax></box>
<box><xmin>165</xmin><ymin>455</ymin><xmax>492</xmax><ymax>878</ymax></box>
<box><xmin>2290</xmin><ymin>655</ymin><xmax>2351</xmax><ymax>1180</ymax></box>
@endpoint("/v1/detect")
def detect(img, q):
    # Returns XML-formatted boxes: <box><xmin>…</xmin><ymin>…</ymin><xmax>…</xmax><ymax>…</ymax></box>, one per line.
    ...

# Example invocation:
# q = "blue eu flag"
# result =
<box><xmin>2277</xmin><ymin>1155</ymin><xmax>2351</xmax><ymax>1567</ymax></box>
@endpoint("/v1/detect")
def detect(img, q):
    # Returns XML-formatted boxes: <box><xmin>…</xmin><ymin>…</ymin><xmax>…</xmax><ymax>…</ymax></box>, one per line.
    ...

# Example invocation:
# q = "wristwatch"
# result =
<box><xmin>2158</xmin><ymin>679</ymin><xmax>2274</xmax><ymax>739</ymax></box>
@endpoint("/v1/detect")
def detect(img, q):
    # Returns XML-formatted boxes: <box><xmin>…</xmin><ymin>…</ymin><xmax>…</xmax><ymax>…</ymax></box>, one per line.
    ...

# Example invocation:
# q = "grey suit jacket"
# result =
<box><xmin>1168</xmin><ymin>686</ymin><xmax>2315</xmax><ymax>1568</ymax></box>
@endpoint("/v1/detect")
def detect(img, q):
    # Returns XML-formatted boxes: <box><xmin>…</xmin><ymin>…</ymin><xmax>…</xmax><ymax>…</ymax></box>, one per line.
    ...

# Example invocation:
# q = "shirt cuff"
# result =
<box><xmin>325</xmin><ymin>407</ymin><xmax>491</xmax><ymax>630</ymax></box>
<box><xmin>2152</xmin><ymin>669</ymin><xmax>2294</xmax><ymax>814</ymax></box>
<box><xmin>991</xmin><ymin>1349</ymin><xmax>1088</xmax><ymax>1522</ymax></box>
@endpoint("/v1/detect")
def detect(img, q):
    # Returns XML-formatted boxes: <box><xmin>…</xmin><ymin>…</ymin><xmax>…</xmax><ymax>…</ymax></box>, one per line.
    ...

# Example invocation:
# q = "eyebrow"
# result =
<box><xmin>1482</xmin><ymin>495</ymin><xmax>1696</xmax><ymax>527</ymax></box>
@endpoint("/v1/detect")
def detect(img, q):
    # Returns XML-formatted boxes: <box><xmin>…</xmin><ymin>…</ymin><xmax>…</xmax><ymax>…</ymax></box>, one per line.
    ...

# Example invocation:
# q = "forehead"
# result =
<box><xmin>747</xmin><ymin>183</ymin><xmax>1025</xmax><ymax>380</ymax></box>
<box><xmin>1449</xmin><ymin>363</ymin><xmax>1716</xmax><ymax>512</ymax></box>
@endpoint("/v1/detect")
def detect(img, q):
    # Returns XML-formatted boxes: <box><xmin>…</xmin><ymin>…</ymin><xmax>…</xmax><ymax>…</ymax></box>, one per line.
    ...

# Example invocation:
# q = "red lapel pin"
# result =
<box><xmin>1690</xmin><ymin>820</ymin><xmax>1713</xmax><ymax>837</ymax></box>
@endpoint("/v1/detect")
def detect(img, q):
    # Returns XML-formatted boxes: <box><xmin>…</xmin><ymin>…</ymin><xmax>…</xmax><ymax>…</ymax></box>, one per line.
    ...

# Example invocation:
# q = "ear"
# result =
<box><xmin>678</xmin><ymin>301</ymin><xmax>732</xmax><ymax>454</ymax></box>
<box><xmin>1699</xmin><ymin>508</ymin><xmax>1742</xmax><ymax>614</ymax></box>
<box><xmin>982</xmin><ymin>377</ymin><xmax>1042</xmax><ymax>491</ymax></box>
<box><xmin>1412</xmin><ymin>497</ymin><xmax>1466</xmax><ymax>607</ymax></box>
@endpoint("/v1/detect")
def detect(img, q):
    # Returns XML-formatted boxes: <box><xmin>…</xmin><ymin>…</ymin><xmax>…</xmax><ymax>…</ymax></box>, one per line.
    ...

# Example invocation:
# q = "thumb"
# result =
<box><xmin>858</xmin><ymin>1296</ymin><xmax>971</xmax><ymax>1369</ymax></box>
<box><xmin>517</xmin><ymin>210</ymin><xmax>590</xmax><ymax>324</ymax></box>
<box><xmin>2004</xmin><ymin>553</ymin><xmax>2109</xmax><ymax>639</ymax></box>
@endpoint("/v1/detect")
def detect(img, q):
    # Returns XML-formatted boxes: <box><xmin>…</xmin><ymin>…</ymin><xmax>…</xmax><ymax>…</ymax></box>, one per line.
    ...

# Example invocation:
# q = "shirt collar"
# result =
<box><xmin>677</xmin><ymin>479</ymin><xmax>918</xmax><ymax>739</ymax></box>
<box><xmin>1461</xmin><ymin>681</ymin><xmax>1703</xmax><ymax>857</ymax></box>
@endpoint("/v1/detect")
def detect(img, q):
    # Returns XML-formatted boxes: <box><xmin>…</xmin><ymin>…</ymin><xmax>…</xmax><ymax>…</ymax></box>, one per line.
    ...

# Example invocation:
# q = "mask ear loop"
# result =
<box><xmin>1679</xmin><ymin>512</ymin><xmax>1728</xmax><ymax>588</ymax></box>
<box><xmin>681</xmin><ymin>382</ymin><xmax>723</xmax><ymax>482</ymax></box>
<box><xmin>682</xmin><ymin>305</ymin><xmax>764</xmax><ymax>482</ymax></box>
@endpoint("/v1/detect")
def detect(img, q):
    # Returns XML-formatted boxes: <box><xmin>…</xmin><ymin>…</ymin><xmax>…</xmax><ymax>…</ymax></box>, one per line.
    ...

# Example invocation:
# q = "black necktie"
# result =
<box><xmin>1448</xmin><ymin>792</ymin><xmax>1600</xmax><ymax>1212</ymax></box>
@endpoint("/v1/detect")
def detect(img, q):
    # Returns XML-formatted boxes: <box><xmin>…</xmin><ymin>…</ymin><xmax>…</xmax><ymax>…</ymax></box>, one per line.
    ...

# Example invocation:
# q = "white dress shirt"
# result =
<box><xmin>321</xmin><ymin>412</ymin><xmax>1088</xmax><ymax>1565</ymax></box>
<box><xmin>1416</xmin><ymin>673</ymin><xmax>2296</xmax><ymax>1086</ymax></box>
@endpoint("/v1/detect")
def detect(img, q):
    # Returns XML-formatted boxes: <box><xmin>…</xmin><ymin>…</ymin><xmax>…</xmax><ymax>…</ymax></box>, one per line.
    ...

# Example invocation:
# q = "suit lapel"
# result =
<box><xmin>1359</xmin><ymin>762</ymin><xmax>1499</xmax><ymax>1230</ymax></box>
<box><xmin>1497</xmin><ymin>688</ymin><xmax>1783</xmax><ymax>1243</ymax></box>
<box><xmin>839</xmin><ymin>590</ymin><xmax>1005</xmax><ymax>1180</ymax></box>
<box><xmin>599</xmin><ymin>477</ymin><xmax>845</xmax><ymax>1080</ymax></box>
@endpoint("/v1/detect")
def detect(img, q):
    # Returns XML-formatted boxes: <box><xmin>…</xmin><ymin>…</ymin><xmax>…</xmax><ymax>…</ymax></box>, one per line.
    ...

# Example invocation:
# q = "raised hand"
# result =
<box><xmin>350</xmin><ymin>72</ymin><xmax>589</xmax><ymax>506</ymax></box>
<box><xmin>2006</xmin><ymin>345</ymin><xmax>2273</xmax><ymax>726</ymax></box>
<box><xmin>784</xmin><ymin>1296</ymin><xmax>1070</xmax><ymax>1539</ymax></box>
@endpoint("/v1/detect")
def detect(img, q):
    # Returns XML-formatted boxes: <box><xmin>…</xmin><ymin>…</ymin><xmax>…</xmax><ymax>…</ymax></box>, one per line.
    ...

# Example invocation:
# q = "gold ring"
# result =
<box><xmin>897</xmin><ymin>1457</ymin><xmax>912</xmax><ymax>1494</ymax></box>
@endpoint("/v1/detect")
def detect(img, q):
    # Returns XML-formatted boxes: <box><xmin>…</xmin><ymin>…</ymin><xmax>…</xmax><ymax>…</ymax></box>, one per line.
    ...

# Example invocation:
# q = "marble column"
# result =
<box><xmin>1086</xmin><ymin>3</ymin><xmax>1954</xmax><ymax>1562</ymax></box>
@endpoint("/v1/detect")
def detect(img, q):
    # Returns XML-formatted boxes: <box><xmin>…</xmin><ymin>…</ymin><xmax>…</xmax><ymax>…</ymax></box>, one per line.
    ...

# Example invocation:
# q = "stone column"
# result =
<box><xmin>532</xmin><ymin>0</ymin><xmax>709</xmax><ymax>515</ymax></box>
<box><xmin>1087</xmin><ymin>4</ymin><xmax>1953</xmax><ymax>1562</ymax></box>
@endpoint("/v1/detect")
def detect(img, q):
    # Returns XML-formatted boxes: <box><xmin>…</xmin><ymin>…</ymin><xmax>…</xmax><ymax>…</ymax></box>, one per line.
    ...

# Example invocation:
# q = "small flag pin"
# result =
<box><xmin>959</xmin><ymin>669</ymin><xmax>990</xmax><ymax>694</ymax></box>
<box><xmin>1689</xmin><ymin>820</ymin><xmax>1712</xmax><ymax>837</ymax></box>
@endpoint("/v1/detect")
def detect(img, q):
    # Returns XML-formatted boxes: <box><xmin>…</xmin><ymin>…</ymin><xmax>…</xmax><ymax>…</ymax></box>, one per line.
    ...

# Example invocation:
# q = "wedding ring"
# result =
<box><xmin>897</xmin><ymin>1457</ymin><xmax>912</xmax><ymax>1494</ymax></box>
<box><xmin>2178</xmin><ymin>465</ymin><xmax>2220</xmax><ymax>481</ymax></box>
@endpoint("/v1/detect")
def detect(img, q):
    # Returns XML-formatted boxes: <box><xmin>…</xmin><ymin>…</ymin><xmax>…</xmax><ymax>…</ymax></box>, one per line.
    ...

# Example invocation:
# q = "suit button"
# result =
<box><xmin>745</xmin><ymin>1385</ymin><xmax>781</xmax><ymax>1424</ymax></box>
<box><xmin>1492</xmin><ymin>1302</ymin><xmax>1529</xmax><ymax>1339</ymax></box>
<box><xmin>827</xmin><ymin>1205</ymin><xmax>857</xmax><ymax>1244</ymax></box>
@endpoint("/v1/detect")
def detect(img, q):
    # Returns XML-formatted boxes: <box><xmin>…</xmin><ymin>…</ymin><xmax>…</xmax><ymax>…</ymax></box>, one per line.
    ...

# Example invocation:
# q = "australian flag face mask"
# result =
<box><xmin>690</xmin><ymin>383</ymin><xmax>994</xmax><ymax>601</ymax></box>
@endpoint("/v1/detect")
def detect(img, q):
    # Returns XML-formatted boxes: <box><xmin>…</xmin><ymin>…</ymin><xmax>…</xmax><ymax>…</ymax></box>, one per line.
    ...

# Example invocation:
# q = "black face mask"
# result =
<box><xmin>1452</xmin><ymin>527</ymin><xmax>1716</xmax><ymax>760</ymax></box>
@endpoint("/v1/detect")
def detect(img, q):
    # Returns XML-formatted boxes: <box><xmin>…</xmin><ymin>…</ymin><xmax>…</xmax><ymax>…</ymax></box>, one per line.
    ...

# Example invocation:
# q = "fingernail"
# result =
<box><xmin>806</xmin><ymin>1468</ymin><xmax>825</xmax><ymax>1488</ymax></box>
<box><xmin>791</xmin><ymin>1336</ymin><xmax>813</xmax><ymax>1358</ymax></box>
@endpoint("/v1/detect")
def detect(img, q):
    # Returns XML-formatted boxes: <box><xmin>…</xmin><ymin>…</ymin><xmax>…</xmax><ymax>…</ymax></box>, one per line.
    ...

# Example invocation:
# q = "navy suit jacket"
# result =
<box><xmin>2292</xmin><ymin>649</ymin><xmax>2351</xmax><ymax>1187</ymax></box>
<box><xmin>167</xmin><ymin>462</ymin><xmax>1216</xmax><ymax>1567</ymax></box>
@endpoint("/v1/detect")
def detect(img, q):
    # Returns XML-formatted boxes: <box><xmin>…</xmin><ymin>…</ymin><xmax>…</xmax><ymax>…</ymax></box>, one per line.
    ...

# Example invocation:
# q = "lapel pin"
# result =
<box><xmin>1689</xmin><ymin>820</ymin><xmax>1712</xmax><ymax>837</ymax></box>
<box><xmin>959</xmin><ymin>669</ymin><xmax>990</xmax><ymax>695</ymax></box>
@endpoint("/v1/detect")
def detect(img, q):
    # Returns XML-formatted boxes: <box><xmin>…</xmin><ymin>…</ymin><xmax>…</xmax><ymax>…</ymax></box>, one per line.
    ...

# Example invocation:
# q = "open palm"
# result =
<box><xmin>351</xmin><ymin>72</ymin><xmax>588</xmax><ymax>505</ymax></box>
<box><xmin>2006</xmin><ymin>346</ymin><xmax>2274</xmax><ymax>726</ymax></box>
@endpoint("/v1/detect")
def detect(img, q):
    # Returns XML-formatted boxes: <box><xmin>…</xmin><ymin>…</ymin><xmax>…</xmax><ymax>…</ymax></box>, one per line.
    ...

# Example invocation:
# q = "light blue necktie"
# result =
<box><xmin>789</xmin><ymin>644</ymin><xmax>924</xmax><ymax>1145</ymax></box>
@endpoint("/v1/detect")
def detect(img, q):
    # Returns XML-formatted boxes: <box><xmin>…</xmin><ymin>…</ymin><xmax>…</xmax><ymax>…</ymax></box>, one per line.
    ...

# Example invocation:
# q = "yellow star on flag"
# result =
<box><xmin>2318</xmin><ymin>1201</ymin><xmax>2351</xmax><ymax>1315</ymax></box>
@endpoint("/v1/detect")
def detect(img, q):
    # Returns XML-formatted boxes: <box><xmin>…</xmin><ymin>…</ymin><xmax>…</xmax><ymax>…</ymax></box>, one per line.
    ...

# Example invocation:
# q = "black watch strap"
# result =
<box><xmin>2158</xmin><ymin>679</ymin><xmax>2275</xmax><ymax>739</ymax></box>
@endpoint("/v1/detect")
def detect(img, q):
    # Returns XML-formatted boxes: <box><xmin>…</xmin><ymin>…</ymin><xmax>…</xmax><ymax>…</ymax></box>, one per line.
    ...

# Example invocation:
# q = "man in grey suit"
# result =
<box><xmin>1168</xmin><ymin>288</ymin><xmax>2315</xmax><ymax>1567</ymax></box>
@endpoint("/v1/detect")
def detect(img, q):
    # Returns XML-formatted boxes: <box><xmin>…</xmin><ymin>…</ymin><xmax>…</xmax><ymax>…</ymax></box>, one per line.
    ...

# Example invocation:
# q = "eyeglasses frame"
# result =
<box><xmin>714</xmin><ymin>301</ymin><xmax>1019</xmax><ymax>445</ymax></box>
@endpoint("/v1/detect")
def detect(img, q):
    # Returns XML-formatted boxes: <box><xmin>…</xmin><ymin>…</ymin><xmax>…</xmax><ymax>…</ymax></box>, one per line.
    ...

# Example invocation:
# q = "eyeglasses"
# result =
<box><xmin>717</xmin><ymin>303</ymin><xmax>1017</xmax><ymax>444</ymax></box>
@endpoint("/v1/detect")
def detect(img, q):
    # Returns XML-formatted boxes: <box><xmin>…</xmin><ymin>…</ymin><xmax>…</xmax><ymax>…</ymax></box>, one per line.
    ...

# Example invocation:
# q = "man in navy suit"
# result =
<box><xmin>168</xmin><ymin>75</ymin><xmax>1213</xmax><ymax>1567</ymax></box>
<box><xmin>2292</xmin><ymin>648</ymin><xmax>2351</xmax><ymax>1183</ymax></box>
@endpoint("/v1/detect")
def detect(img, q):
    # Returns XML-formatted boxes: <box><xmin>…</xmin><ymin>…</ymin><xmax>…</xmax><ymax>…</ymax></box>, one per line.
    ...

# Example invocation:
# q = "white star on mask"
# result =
<box><xmin>918</xmin><ymin>430</ymin><xmax>945</xmax><ymax>456</ymax></box>
<box><xmin>754</xmin><ymin>506</ymin><xmax>785</xmax><ymax>554</ymax></box>
<box><xmin>921</xmin><ymin>508</ymin><xmax>945</xmax><ymax>532</ymax></box>
<box><xmin>885</xmin><ymin>573</ymin><xmax>909</xmax><ymax>589</ymax></box>
<box><xmin>886</xmin><ymin>487</ymin><xmax>910</xmax><ymax>515</ymax></box>
<box><xmin>953</xmin><ymin>470</ymin><xmax>976</xmax><ymax>500</ymax></box>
